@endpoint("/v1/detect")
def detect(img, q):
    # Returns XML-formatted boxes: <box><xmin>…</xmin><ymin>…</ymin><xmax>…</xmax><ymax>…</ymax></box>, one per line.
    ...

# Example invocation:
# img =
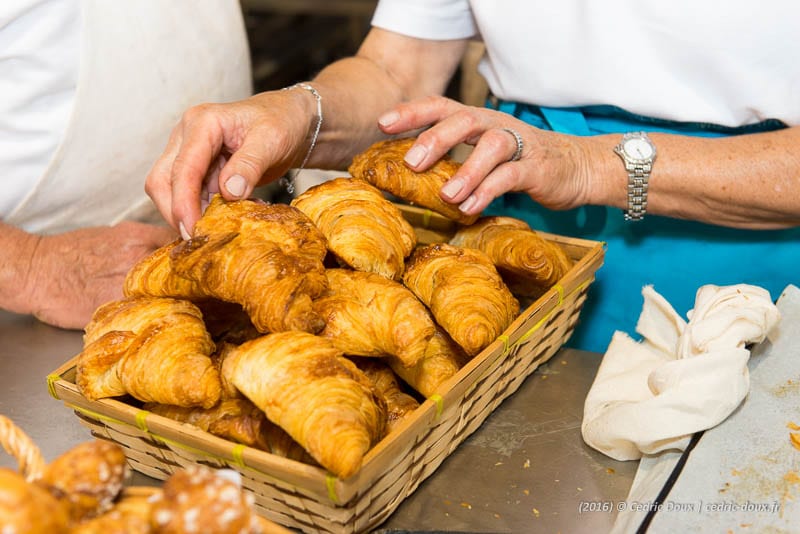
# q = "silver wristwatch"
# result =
<box><xmin>614</xmin><ymin>131</ymin><xmax>657</xmax><ymax>222</ymax></box>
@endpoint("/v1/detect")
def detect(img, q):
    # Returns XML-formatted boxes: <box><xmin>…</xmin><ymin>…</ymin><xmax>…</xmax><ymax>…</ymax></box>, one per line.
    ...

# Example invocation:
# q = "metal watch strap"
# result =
<box><xmin>625</xmin><ymin>161</ymin><xmax>650</xmax><ymax>221</ymax></box>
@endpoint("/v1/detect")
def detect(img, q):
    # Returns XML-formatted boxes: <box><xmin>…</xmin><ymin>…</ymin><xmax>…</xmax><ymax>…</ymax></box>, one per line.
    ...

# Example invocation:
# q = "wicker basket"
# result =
<box><xmin>48</xmin><ymin>205</ymin><xmax>604</xmax><ymax>533</ymax></box>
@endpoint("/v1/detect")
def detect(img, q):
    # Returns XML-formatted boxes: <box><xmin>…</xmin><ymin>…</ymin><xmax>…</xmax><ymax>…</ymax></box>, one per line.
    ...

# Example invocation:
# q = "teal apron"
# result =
<box><xmin>487</xmin><ymin>101</ymin><xmax>798</xmax><ymax>353</ymax></box>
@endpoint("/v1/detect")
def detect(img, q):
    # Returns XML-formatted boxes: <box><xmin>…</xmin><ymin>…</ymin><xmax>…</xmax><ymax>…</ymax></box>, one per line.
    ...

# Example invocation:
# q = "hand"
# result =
<box><xmin>145</xmin><ymin>89</ymin><xmax>316</xmax><ymax>238</ymax></box>
<box><xmin>377</xmin><ymin>95</ymin><xmax>599</xmax><ymax>215</ymax></box>
<box><xmin>24</xmin><ymin>222</ymin><xmax>176</xmax><ymax>329</ymax></box>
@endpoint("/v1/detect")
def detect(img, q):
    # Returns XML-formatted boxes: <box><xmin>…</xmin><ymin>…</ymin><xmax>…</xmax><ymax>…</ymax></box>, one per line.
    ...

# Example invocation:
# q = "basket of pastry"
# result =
<box><xmin>48</xmin><ymin>137</ymin><xmax>604</xmax><ymax>533</ymax></box>
<box><xmin>0</xmin><ymin>414</ymin><xmax>289</xmax><ymax>533</ymax></box>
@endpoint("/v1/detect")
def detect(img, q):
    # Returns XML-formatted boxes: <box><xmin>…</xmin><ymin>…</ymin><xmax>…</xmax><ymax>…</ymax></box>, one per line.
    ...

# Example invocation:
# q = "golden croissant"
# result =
<box><xmin>144</xmin><ymin>399</ymin><xmax>314</xmax><ymax>463</ymax></box>
<box><xmin>403</xmin><ymin>244</ymin><xmax>519</xmax><ymax>356</ymax></box>
<box><xmin>388</xmin><ymin>326</ymin><xmax>469</xmax><ymax>398</ymax></box>
<box><xmin>168</xmin><ymin>196</ymin><xmax>329</xmax><ymax>334</ymax></box>
<box><xmin>313</xmin><ymin>268</ymin><xmax>436</xmax><ymax>367</ymax></box>
<box><xmin>123</xmin><ymin>239</ymin><xmax>207</xmax><ymax>301</ymax></box>
<box><xmin>291</xmin><ymin>177</ymin><xmax>417</xmax><ymax>280</ymax></box>
<box><xmin>450</xmin><ymin>216</ymin><xmax>573</xmax><ymax>297</ymax></box>
<box><xmin>350</xmin><ymin>357</ymin><xmax>420</xmax><ymax>434</ymax></box>
<box><xmin>77</xmin><ymin>297</ymin><xmax>221</xmax><ymax>409</ymax></box>
<box><xmin>225</xmin><ymin>331</ymin><xmax>386</xmax><ymax>478</ymax></box>
<box><xmin>348</xmin><ymin>137</ymin><xmax>479</xmax><ymax>225</ymax></box>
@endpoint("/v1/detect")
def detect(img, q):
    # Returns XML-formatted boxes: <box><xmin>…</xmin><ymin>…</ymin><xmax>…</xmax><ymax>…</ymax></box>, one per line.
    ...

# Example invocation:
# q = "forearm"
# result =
<box><xmin>301</xmin><ymin>29</ymin><xmax>467</xmax><ymax>170</ymax></box>
<box><xmin>0</xmin><ymin>222</ymin><xmax>40</xmax><ymax>315</ymax></box>
<box><xmin>587</xmin><ymin>127</ymin><xmax>800</xmax><ymax>229</ymax></box>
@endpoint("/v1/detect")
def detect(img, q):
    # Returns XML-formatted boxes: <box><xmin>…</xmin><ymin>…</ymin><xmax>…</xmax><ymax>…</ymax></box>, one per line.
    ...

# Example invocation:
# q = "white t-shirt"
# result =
<box><xmin>372</xmin><ymin>0</ymin><xmax>800</xmax><ymax>127</ymax></box>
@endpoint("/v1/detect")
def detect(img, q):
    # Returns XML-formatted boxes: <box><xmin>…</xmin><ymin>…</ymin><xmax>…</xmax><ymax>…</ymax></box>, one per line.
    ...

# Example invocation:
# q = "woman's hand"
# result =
<box><xmin>145</xmin><ymin>89</ymin><xmax>317</xmax><ymax>238</ymax></box>
<box><xmin>377</xmin><ymin>95</ymin><xmax>602</xmax><ymax>215</ymax></box>
<box><xmin>7</xmin><ymin>222</ymin><xmax>176</xmax><ymax>329</ymax></box>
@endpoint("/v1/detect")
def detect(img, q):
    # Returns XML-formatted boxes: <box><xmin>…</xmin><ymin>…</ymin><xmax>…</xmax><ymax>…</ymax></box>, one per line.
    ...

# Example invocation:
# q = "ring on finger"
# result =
<box><xmin>502</xmin><ymin>127</ymin><xmax>524</xmax><ymax>162</ymax></box>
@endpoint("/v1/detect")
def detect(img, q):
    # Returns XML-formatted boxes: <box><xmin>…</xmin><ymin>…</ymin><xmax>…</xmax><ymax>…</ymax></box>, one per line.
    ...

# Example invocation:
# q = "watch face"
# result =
<box><xmin>624</xmin><ymin>137</ymin><xmax>655</xmax><ymax>161</ymax></box>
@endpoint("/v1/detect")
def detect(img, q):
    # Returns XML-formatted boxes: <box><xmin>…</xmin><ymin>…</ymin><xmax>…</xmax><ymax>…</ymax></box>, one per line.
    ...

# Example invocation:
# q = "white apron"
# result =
<box><xmin>6</xmin><ymin>0</ymin><xmax>252</xmax><ymax>234</ymax></box>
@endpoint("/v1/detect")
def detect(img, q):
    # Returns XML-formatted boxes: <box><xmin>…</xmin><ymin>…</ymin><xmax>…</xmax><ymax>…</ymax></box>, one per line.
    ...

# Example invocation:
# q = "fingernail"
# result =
<box><xmin>225</xmin><ymin>174</ymin><xmax>247</xmax><ymax>198</ymax></box>
<box><xmin>179</xmin><ymin>221</ymin><xmax>191</xmax><ymax>241</ymax></box>
<box><xmin>459</xmin><ymin>195</ymin><xmax>478</xmax><ymax>213</ymax></box>
<box><xmin>378</xmin><ymin>111</ymin><xmax>399</xmax><ymax>128</ymax></box>
<box><xmin>404</xmin><ymin>144</ymin><xmax>427</xmax><ymax>167</ymax></box>
<box><xmin>440</xmin><ymin>178</ymin><xmax>464</xmax><ymax>200</ymax></box>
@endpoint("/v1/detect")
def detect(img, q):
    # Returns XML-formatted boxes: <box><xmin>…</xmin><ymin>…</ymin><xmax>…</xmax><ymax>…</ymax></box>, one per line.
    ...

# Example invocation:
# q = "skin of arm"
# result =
<box><xmin>378</xmin><ymin>96</ymin><xmax>800</xmax><ymax>230</ymax></box>
<box><xmin>0</xmin><ymin>220</ymin><xmax>176</xmax><ymax>329</ymax></box>
<box><xmin>146</xmin><ymin>25</ymin><xmax>799</xmax><ymax>233</ymax></box>
<box><xmin>145</xmin><ymin>28</ymin><xmax>468</xmax><ymax>236</ymax></box>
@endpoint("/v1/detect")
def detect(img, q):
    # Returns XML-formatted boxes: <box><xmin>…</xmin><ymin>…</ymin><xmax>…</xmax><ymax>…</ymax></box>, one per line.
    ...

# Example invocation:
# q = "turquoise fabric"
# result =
<box><xmin>487</xmin><ymin>101</ymin><xmax>798</xmax><ymax>353</ymax></box>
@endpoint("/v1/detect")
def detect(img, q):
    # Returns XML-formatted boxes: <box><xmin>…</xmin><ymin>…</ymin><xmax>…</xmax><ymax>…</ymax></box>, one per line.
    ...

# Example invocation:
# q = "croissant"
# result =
<box><xmin>313</xmin><ymin>268</ymin><xmax>436</xmax><ymax>367</ymax></box>
<box><xmin>38</xmin><ymin>440</ymin><xmax>128</xmax><ymax>524</ymax></box>
<box><xmin>403</xmin><ymin>243</ymin><xmax>520</xmax><ymax>356</ymax></box>
<box><xmin>77</xmin><ymin>297</ymin><xmax>221</xmax><ymax>409</ymax></box>
<box><xmin>123</xmin><ymin>239</ymin><xmax>207</xmax><ymax>300</ymax></box>
<box><xmin>450</xmin><ymin>216</ymin><xmax>573</xmax><ymax>297</ymax></box>
<box><xmin>169</xmin><ymin>195</ymin><xmax>329</xmax><ymax>334</ymax></box>
<box><xmin>351</xmin><ymin>357</ymin><xmax>420</xmax><ymax>434</ymax></box>
<box><xmin>144</xmin><ymin>399</ymin><xmax>314</xmax><ymax>463</ymax></box>
<box><xmin>348</xmin><ymin>137</ymin><xmax>479</xmax><ymax>225</ymax></box>
<box><xmin>226</xmin><ymin>332</ymin><xmax>387</xmax><ymax>478</ymax></box>
<box><xmin>0</xmin><ymin>468</ymin><xmax>69</xmax><ymax>533</ymax></box>
<box><xmin>291</xmin><ymin>177</ymin><xmax>417</xmax><ymax>280</ymax></box>
<box><xmin>388</xmin><ymin>326</ymin><xmax>469</xmax><ymax>398</ymax></box>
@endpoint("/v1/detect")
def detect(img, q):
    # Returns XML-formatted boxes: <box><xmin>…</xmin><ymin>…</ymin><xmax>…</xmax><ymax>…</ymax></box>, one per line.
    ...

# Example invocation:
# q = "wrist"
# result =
<box><xmin>584</xmin><ymin>135</ymin><xmax>629</xmax><ymax>209</ymax></box>
<box><xmin>280</xmin><ymin>83</ymin><xmax>323</xmax><ymax>169</ymax></box>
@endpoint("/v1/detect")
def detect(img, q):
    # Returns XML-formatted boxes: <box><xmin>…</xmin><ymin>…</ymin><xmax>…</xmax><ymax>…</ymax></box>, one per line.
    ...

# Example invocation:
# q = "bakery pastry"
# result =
<box><xmin>38</xmin><ymin>440</ymin><xmax>128</xmax><ymax>524</ymax></box>
<box><xmin>144</xmin><ymin>399</ymin><xmax>314</xmax><ymax>463</ymax></box>
<box><xmin>123</xmin><ymin>239</ymin><xmax>207</xmax><ymax>301</ymax></box>
<box><xmin>169</xmin><ymin>196</ymin><xmax>329</xmax><ymax>334</ymax></box>
<box><xmin>226</xmin><ymin>331</ymin><xmax>387</xmax><ymax>478</ymax></box>
<box><xmin>197</xmin><ymin>300</ymin><xmax>261</xmax><ymax>345</ymax></box>
<box><xmin>149</xmin><ymin>466</ymin><xmax>257</xmax><ymax>534</ymax></box>
<box><xmin>314</xmin><ymin>268</ymin><xmax>436</xmax><ymax>367</ymax></box>
<box><xmin>145</xmin><ymin>399</ymin><xmax>267</xmax><ymax>447</ymax></box>
<box><xmin>291</xmin><ymin>177</ymin><xmax>417</xmax><ymax>280</ymax></box>
<box><xmin>450</xmin><ymin>216</ymin><xmax>572</xmax><ymax>297</ymax></box>
<box><xmin>348</xmin><ymin>137</ymin><xmax>479</xmax><ymax>225</ymax></box>
<box><xmin>403</xmin><ymin>243</ymin><xmax>519</xmax><ymax>356</ymax></box>
<box><xmin>69</xmin><ymin>492</ymin><xmax>151</xmax><ymax>534</ymax></box>
<box><xmin>77</xmin><ymin>297</ymin><xmax>221</xmax><ymax>409</ymax></box>
<box><xmin>351</xmin><ymin>358</ymin><xmax>420</xmax><ymax>434</ymax></box>
<box><xmin>388</xmin><ymin>326</ymin><xmax>469</xmax><ymax>398</ymax></box>
<box><xmin>0</xmin><ymin>468</ymin><xmax>69</xmax><ymax>533</ymax></box>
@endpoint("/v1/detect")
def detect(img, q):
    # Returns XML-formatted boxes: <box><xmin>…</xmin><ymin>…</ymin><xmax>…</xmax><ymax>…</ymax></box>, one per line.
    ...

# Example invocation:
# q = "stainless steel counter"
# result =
<box><xmin>0</xmin><ymin>310</ymin><xmax>637</xmax><ymax>533</ymax></box>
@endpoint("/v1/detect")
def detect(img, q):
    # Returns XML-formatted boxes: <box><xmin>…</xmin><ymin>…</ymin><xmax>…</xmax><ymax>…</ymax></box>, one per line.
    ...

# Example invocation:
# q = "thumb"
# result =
<box><xmin>218</xmin><ymin>135</ymin><xmax>287</xmax><ymax>200</ymax></box>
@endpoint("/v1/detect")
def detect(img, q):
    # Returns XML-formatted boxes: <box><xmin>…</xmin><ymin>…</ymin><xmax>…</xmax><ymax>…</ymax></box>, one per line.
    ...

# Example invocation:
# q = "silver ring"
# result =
<box><xmin>502</xmin><ymin>127</ymin><xmax>524</xmax><ymax>162</ymax></box>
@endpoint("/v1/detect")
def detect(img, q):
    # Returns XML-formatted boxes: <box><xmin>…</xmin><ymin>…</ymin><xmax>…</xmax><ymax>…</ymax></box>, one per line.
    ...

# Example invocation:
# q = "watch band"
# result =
<box><xmin>624</xmin><ymin>161</ymin><xmax>650</xmax><ymax>222</ymax></box>
<box><xmin>614</xmin><ymin>132</ymin><xmax>656</xmax><ymax>222</ymax></box>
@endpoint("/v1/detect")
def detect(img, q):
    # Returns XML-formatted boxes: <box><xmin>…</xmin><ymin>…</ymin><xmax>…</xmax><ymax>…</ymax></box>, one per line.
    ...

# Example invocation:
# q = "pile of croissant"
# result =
<box><xmin>0</xmin><ymin>415</ymin><xmax>272</xmax><ymax>533</ymax></box>
<box><xmin>75</xmin><ymin>137</ymin><xmax>573</xmax><ymax>479</ymax></box>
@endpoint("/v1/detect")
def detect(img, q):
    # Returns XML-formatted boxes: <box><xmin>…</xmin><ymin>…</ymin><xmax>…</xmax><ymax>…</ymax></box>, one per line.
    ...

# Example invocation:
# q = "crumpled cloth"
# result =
<box><xmin>581</xmin><ymin>284</ymin><xmax>781</xmax><ymax>461</ymax></box>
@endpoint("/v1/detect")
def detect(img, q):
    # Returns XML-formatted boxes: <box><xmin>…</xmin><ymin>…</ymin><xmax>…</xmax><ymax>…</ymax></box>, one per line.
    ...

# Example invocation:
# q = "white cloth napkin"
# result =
<box><xmin>581</xmin><ymin>284</ymin><xmax>781</xmax><ymax>461</ymax></box>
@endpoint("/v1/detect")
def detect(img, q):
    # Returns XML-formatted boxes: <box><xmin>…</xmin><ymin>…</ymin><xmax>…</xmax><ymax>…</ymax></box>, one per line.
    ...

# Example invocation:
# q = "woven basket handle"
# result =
<box><xmin>0</xmin><ymin>414</ymin><xmax>46</xmax><ymax>481</ymax></box>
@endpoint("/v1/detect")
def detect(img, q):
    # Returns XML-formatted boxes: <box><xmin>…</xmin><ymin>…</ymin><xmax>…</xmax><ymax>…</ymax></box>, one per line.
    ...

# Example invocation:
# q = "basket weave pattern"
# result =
<box><xmin>48</xmin><ymin>206</ymin><xmax>603</xmax><ymax>533</ymax></box>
